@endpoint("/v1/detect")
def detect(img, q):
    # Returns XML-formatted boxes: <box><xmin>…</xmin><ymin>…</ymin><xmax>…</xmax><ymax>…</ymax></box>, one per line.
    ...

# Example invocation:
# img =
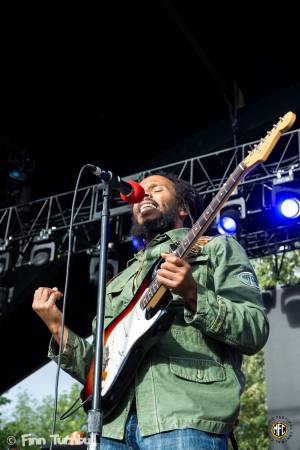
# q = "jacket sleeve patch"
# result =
<box><xmin>237</xmin><ymin>272</ymin><xmax>260</xmax><ymax>289</ymax></box>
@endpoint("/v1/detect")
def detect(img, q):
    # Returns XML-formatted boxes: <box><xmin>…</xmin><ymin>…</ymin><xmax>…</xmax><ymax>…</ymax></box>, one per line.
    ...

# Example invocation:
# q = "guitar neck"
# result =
<box><xmin>140</xmin><ymin>162</ymin><xmax>247</xmax><ymax>310</ymax></box>
<box><xmin>136</xmin><ymin>112</ymin><xmax>297</xmax><ymax>309</ymax></box>
<box><xmin>174</xmin><ymin>162</ymin><xmax>247</xmax><ymax>258</ymax></box>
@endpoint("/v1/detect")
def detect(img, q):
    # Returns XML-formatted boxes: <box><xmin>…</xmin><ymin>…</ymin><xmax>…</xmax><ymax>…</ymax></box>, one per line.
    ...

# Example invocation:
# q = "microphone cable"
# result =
<box><xmin>49</xmin><ymin>163</ymin><xmax>95</xmax><ymax>450</ymax></box>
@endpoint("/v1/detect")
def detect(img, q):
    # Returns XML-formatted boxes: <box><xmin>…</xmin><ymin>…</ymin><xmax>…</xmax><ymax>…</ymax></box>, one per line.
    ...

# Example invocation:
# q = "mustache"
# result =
<box><xmin>130</xmin><ymin>203</ymin><xmax>179</xmax><ymax>241</ymax></box>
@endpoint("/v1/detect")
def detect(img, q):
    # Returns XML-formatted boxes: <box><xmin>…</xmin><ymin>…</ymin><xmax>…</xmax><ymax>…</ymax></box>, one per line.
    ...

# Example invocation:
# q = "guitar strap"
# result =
<box><xmin>170</xmin><ymin>235</ymin><xmax>214</xmax><ymax>256</ymax></box>
<box><xmin>149</xmin><ymin>235</ymin><xmax>213</xmax><ymax>283</ymax></box>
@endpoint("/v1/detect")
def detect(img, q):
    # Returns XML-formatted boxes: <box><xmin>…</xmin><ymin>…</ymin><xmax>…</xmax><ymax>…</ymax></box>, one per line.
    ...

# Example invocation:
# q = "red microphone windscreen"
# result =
<box><xmin>120</xmin><ymin>180</ymin><xmax>145</xmax><ymax>204</ymax></box>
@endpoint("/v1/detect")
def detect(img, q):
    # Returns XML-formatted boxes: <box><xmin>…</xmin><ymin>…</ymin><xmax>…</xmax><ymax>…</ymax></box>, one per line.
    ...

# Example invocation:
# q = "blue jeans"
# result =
<box><xmin>100</xmin><ymin>413</ymin><xmax>228</xmax><ymax>449</ymax></box>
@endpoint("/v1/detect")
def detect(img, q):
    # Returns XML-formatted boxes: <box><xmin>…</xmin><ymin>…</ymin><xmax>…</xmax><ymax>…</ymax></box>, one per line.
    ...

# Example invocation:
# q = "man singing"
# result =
<box><xmin>33</xmin><ymin>173</ymin><xmax>269</xmax><ymax>449</ymax></box>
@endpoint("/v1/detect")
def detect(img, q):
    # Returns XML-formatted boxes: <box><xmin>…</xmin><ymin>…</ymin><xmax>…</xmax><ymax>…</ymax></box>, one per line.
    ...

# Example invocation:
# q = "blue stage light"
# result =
<box><xmin>9</xmin><ymin>169</ymin><xmax>27</xmax><ymax>181</ymax></box>
<box><xmin>131</xmin><ymin>237</ymin><xmax>145</xmax><ymax>251</ymax></box>
<box><xmin>131</xmin><ymin>237</ymin><xmax>140</xmax><ymax>251</ymax></box>
<box><xmin>9</xmin><ymin>169</ymin><xmax>27</xmax><ymax>182</ymax></box>
<box><xmin>216</xmin><ymin>200</ymin><xmax>244</xmax><ymax>236</ymax></box>
<box><xmin>280</xmin><ymin>198</ymin><xmax>300</xmax><ymax>218</ymax></box>
<box><xmin>217</xmin><ymin>216</ymin><xmax>237</xmax><ymax>235</ymax></box>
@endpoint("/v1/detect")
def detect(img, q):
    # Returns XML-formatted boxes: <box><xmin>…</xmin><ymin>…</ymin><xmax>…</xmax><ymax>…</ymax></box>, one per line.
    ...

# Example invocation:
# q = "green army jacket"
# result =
<box><xmin>48</xmin><ymin>228</ymin><xmax>269</xmax><ymax>439</ymax></box>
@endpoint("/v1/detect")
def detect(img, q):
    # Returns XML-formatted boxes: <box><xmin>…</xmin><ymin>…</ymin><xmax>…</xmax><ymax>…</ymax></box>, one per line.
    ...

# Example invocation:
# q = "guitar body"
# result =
<box><xmin>81</xmin><ymin>271</ymin><xmax>174</xmax><ymax>418</ymax></box>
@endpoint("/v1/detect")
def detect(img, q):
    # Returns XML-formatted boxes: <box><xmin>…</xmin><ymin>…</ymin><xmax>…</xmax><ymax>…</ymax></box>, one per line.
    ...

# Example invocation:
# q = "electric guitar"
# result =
<box><xmin>81</xmin><ymin>111</ymin><xmax>296</xmax><ymax>417</ymax></box>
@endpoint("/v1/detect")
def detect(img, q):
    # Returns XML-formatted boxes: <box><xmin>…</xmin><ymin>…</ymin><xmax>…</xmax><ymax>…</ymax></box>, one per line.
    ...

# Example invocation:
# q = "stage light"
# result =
<box><xmin>30</xmin><ymin>241</ymin><xmax>56</xmax><ymax>267</ymax></box>
<box><xmin>216</xmin><ymin>197</ymin><xmax>246</xmax><ymax>236</ymax></box>
<box><xmin>89</xmin><ymin>256</ymin><xmax>119</xmax><ymax>286</ymax></box>
<box><xmin>0</xmin><ymin>286</ymin><xmax>14</xmax><ymax>318</ymax></box>
<box><xmin>7</xmin><ymin>149</ymin><xmax>35</xmax><ymax>183</ymax></box>
<box><xmin>217</xmin><ymin>215</ymin><xmax>237</xmax><ymax>235</ymax></box>
<box><xmin>0</xmin><ymin>248</ymin><xmax>15</xmax><ymax>285</ymax></box>
<box><xmin>0</xmin><ymin>251</ymin><xmax>12</xmax><ymax>279</ymax></box>
<box><xmin>9</xmin><ymin>168</ymin><xmax>27</xmax><ymax>182</ymax></box>
<box><xmin>132</xmin><ymin>237</ymin><xmax>139</xmax><ymax>251</ymax></box>
<box><xmin>261</xmin><ymin>289</ymin><xmax>276</xmax><ymax>314</ymax></box>
<box><xmin>131</xmin><ymin>236</ymin><xmax>145</xmax><ymax>251</ymax></box>
<box><xmin>280</xmin><ymin>198</ymin><xmax>300</xmax><ymax>218</ymax></box>
<box><xmin>281</xmin><ymin>284</ymin><xmax>300</xmax><ymax>327</ymax></box>
<box><xmin>272</xmin><ymin>178</ymin><xmax>300</xmax><ymax>220</ymax></box>
<box><xmin>89</xmin><ymin>246</ymin><xmax>119</xmax><ymax>286</ymax></box>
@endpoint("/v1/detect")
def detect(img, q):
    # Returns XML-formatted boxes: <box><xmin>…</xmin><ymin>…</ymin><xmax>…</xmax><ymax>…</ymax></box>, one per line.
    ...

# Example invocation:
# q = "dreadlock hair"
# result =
<box><xmin>146</xmin><ymin>171</ymin><xmax>203</xmax><ymax>228</ymax></box>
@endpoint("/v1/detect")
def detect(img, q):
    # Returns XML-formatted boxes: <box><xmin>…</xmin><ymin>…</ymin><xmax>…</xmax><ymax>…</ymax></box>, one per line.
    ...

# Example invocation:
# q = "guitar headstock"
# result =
<box><xmin>244</xmin><ymin>111</ymin><xmax>296</xmax><ymax>169</ymax></box>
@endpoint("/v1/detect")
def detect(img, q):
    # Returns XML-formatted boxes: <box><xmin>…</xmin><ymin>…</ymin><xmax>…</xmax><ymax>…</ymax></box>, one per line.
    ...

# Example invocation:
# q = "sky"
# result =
<box><xmin>2</xmin><ymin>337</ymin><xmax>93</xmax><ymax>419</ymax></box>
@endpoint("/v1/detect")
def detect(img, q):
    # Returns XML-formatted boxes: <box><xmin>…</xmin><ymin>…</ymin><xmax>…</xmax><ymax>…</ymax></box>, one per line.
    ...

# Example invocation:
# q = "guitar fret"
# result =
<box><xmin>173</xmin><ymin>249</ymin><xmax>180</xmax><ymax>257</ymax></box>
<box><xmin>211</xmin><ymin>197</ymin><xmax>220</xmax><ymax>209</ymax></box>
<box><xmin>193</xmin><ymin>222</ymin><xmax>200</xmax><ymax>232</ymax></box>
<box><xmin>176</xmin><ymin>245</ymin><xmax>184</xmax><ymax>257</ymax></box>
<box><xmin>140</xmin><ymin>278</ymin><xmax>161</xmax><ymax>310</ymax></box>
<box><xmin>144</xmin><ymin>291</ymin><xmax>151</xmax><ymax>306</ymax></box>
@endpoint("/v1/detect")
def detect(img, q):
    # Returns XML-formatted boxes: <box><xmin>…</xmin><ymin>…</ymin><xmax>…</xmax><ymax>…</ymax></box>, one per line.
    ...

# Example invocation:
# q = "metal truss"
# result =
<box><xmin>0</xmin><ymin>128</ymin><xmax>300</xmax><ymax>260</ymax></box>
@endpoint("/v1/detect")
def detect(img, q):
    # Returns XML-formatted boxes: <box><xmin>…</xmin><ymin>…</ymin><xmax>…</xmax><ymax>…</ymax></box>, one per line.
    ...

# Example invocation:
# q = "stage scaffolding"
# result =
<box><xmin>0</xmin><ymin>128</ymin><xmax>299</xmax><ymax>263</ymax></box>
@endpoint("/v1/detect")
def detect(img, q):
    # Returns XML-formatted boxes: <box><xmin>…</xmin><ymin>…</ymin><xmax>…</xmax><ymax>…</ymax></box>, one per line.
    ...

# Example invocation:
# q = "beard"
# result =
<box><xmin>130</xmin><ymin>202</ymin><xmax>180</xmax><ymax>242</ymax></box>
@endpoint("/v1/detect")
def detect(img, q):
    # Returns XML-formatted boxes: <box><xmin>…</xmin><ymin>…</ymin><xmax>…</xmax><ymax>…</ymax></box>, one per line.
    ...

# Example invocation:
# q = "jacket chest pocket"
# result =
<box><xmin>169</xmin><ymin>356</ymin><xmax>225</xmax><ymax>383</ymax></box>
<box><xmin>106</xmin><ymin>274</ymin><xmax>136</xmax><ymax>316</ymax></box>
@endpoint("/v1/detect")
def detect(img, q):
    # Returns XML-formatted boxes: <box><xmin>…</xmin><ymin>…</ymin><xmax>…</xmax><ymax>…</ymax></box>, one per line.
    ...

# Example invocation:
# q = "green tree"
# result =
<box><xmin>232</xmin><ymin>247</ymin><xmax>300</xmax><ymax>450</ymax></box>
<box><xmin>252</xmin><ymin>248</ymin><xmax>300</xmax><ymax>289</ymax></box>
<box><xmin>0</xmin><ymin>396</ymin><xmax>10</xmax><ymax>420</ymax></box>
<box><xmin>234</xmin><ymin>351</ymin><xmax>269</xmax><ymax>450</ymax></box>
<box><xmin>0</xmin><ymin>384</ymin><xmax>86</xmax><ymax>449</ymax></box>
<box><xmin>0</xmin><ymin>396</ymin><xmax>11</xmax><ymax>448</ymax></box>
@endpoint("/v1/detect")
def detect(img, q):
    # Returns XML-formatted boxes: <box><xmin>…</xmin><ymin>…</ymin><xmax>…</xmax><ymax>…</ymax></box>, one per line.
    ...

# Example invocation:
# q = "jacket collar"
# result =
<box><xmin>129</xmin><ymin>228</ymin><xmax>190</xmax><ymax>265</ymax></box>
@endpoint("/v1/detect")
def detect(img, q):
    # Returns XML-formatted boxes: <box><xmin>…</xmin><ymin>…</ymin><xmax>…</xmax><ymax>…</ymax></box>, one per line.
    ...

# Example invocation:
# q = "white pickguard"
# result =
<box><xmin>102</xmin><ymin>291</ymin><xmax>160</xmax><ymax>396</ymax></box>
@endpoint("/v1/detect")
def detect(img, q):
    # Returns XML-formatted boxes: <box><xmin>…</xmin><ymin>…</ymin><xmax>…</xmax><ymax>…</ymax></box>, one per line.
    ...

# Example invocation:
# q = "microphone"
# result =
<box><xmin>87</xmin><ymin>164</ymin><xmax>145</xmax><ymax>204</ymax></box>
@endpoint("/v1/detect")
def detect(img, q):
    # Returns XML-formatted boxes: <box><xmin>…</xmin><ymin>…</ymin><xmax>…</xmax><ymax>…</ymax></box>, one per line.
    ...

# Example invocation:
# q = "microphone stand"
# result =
<box><xmin>87</xmin><ymin>177</ymin><xmax>110</xmax><ymax>450</ymax></box>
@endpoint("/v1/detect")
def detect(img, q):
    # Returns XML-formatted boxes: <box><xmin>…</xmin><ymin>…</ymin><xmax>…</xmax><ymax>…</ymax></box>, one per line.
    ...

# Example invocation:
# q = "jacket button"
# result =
<box><xmin>196</xmin><ymin>369</ymin><xmax>203</xmax><ymax>380</ymax></box>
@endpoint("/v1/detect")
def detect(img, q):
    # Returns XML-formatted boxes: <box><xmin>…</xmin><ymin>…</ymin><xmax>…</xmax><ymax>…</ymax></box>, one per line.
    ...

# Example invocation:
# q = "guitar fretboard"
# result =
<box><xmin>140</xmin><ymin>162</ymin><xmax>246</xmax><ymax>310</ymax></box>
